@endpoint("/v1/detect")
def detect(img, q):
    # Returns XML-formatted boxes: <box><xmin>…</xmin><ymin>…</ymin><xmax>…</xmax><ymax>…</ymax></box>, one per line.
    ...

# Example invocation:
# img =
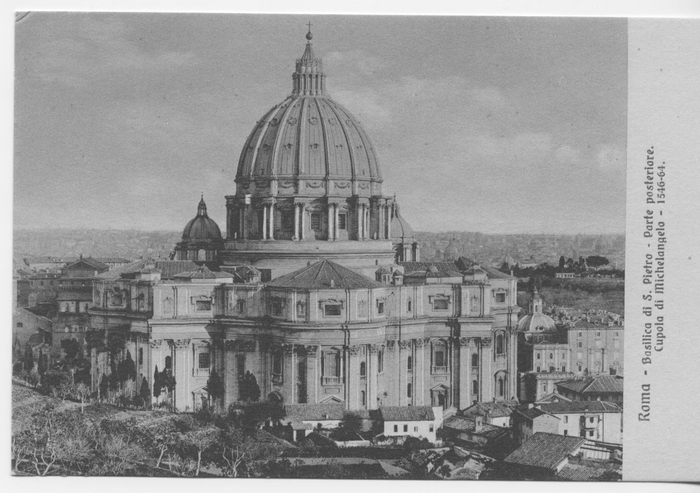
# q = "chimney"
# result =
<box><xmin>330</xmin><ymin>279</ymin><xmax>335</xmax><ymax>288</ymax></box>
<box><xmin>475</xmin><ymin>415</ymin><xmax>484</xmax><ymax>432</ymax></box>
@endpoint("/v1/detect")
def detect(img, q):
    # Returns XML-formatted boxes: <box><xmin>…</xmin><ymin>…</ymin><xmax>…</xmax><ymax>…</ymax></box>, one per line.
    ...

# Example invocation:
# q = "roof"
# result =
<box><xmin>64</xmin><ymin>257</ymin><xmax>109</xmax><ymax>271</ymax></box>
<box><xmin>401</xmin><ymin>262</ymin><xmax>461</xmax><ymax>276</ymax></box>
<box><xmin>97</xmin><ymin>259</ymin><xmax>200</xmax><ymax>280</ymax></box>
<box><xmin>462</xmin><ymin>400</ymin><xmax>519</xmax><ymax>419</ymax></box>
<box><xmin>538</xmin><ymin>401</ymin><xmax>622</xmax><ymax>415</ymax></box>
<box><xmin>378</xmin><ymin>406</ymin><xmax>435</xmax><ymax>422</ymax></box>
<box><xmin>284</xmin><ymin>403</ymin><xmax>346</xmax><ymax>421</ymax></box>
<box><xmin>95</xmin><ymin>257</ymin><xmax>130</xmax><ymax>263</ymax></box>
<box><xmin>556</xmin><ymin>376</ymin><xmax>623</xmax><ymax>395</ymax></box>
<box><xmin>173</xmin><ymin>265</ymin><xmax>232</xmax><ymax>280</ymax></box>
<box><xmin>267</xmin><ymin>259</ymin><xmax>383</xmax><ymax>289</ymax></box>
<box><xmin>557</xmin><ymin>462</ymin><xmax>619</xmax><ymax>481</ymax></box>
<box><xmin>443</xmin><ymin>415</ymin><xmax>510</xmax><ymax>440</ymax></box>
<box><xmin>514</xmin><ymin>406</ymin><xmax>552</xmax><ymax>421</ymax></box>
<box><xmin>504</xmin><ymin>432</ymin><xmax>585</xmax><ymax>471</ymax></box>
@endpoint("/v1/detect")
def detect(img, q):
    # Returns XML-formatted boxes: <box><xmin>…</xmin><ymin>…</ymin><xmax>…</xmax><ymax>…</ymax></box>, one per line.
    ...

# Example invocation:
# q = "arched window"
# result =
<box><xmin>471</xmin><ymin>353</ymin><xmax>478</xmax><ymax>368</ymax></box>
<box><xmin>498</xmin><ymin>376</ymin><xmax>505</xmax><ymax>397</ymax></box>
<box><xmin>496</xmin><ymin>334</ymin><xmax>504</xmax><ymax>354</ymax></box>
<box><xmin>237</xmin><ymin>298</ymin><xmax>246</xmax><ymax>314</ymax></box>
<box><xmin>407</xmin><ymin>299</ymin><xmax>412</xmax><ymax>312</ymax></box>
<box><xmin>361</xmin><ymin>390</ymin><xmax>366</xmax><ymax>407</ymax></box>
<box><xmin>165</xmin><ymin>356</ymin><xmax>172</xmax><ymax>370</ymax></box>
<box><xmin>360</xmin><ymin>361</ymin><xmax>366</xmax><ymax>377</ymax></box>
<box><xmin>472</xmin><ymin>380</ymin><xmax>479</xmax><ymax>395</ymax></box>
<box><xmin>138</xmin><ymin>348</ymin><xmax>143</xmax><ymax>366</ymax></box>
<box><xmin>377</xmin><ymin>349</ymin><xmax>384</xmax><ymax>373</ymax></box>
<box><xmin>407</xmin><ymin>383</ymin><xmax>413</xmax><ymax>398</ymax></box>
<box><xmin>197</xmin><ymin>249</ymin><xmax>207</xmax><ymax>261</ymax></box>
<box><xmin>407</xmin><ymin>356</ymin><xmax>413</xmax><ymax>371</ymax></box>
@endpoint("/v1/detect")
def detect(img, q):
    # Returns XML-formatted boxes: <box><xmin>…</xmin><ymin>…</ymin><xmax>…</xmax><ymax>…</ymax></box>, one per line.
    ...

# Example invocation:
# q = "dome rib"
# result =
<box><xmin>270</xmin><ymin>98</ymin><xmax>299</xmax><ymax>181</ymax></box>
<box><xmin>326</xmin><ymin>101</ymin><xmax>357</xmax><ymax>184</ymax></box>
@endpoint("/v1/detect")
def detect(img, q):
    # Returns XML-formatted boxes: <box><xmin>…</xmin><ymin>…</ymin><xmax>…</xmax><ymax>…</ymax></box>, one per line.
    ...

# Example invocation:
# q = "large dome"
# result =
<box><xmin>182</xmin><ymin>197</ymin><xmax>222</xmax><ymax>241</ymax></box>
<box><xmin>234</xmin><ymin>33</ymin><xmax>382</xmax><ymax>200</ymax></box>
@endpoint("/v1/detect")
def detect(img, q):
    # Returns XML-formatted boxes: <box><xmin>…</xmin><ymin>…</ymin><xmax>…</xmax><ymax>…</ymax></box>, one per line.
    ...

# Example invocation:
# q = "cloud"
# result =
<box><xmin>30</xmin><ymin>17</ymin><xmax>197</xmax><ymax>88</ymax></box>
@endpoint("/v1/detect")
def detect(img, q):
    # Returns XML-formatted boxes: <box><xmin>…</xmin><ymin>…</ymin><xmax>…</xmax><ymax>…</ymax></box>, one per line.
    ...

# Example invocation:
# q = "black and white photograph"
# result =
<box><xmin>8</xmin><ymin>7</ymin><xmax>700</xmax><ymax>483</ymax></box>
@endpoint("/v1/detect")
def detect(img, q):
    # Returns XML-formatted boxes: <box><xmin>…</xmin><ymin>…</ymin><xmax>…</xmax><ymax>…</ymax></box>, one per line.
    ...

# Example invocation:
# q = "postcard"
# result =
<box><xmin>9</xmin><ymin>6</ymin><xmax>700</xmax><ymax>485</ymax></box>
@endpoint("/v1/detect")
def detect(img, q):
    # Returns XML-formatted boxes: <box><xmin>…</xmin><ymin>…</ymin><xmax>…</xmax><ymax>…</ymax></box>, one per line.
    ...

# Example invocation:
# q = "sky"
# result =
<box><xmin>13</xmin><ymin>13</ymin><xmax>627</xmax><ymax>234</ymax></box>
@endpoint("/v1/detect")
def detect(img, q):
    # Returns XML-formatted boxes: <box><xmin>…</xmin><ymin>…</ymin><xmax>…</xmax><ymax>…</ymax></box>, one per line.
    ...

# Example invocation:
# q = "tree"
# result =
<box><xmin>153</xmin><ymin>365</ymin><xmax>162</xmax><ymax>399</ymax></box>
<box><xmin>60</xmin><ymin>338</ymin><xmax>81</xmax><ymax>362</ymax></box>
<box><xmin>586</xmin><ymin>255</ymin><xmax>610</xmax><ymax>268</ymax></box>
<box><xmin>558</xmin><ymin>255</ymin><xmax>566</xmax><ymax>270</ymax></box>
<box><xmin>139</xmin><ymin>377</ymin><xmax>150</xmax><ymax>403</ymax></box>
<box><xmin>74</xmin><ymin>383</ymin><xmax>91</xmax><ymax>413</ymax></box>
<box><xmin>117</xmin><ymin>350</ymin><xmax>137</xmax><ymax>384</ymax></box>
<box><xmin>37</xmin><ymin>348</ymin><xmax>46</xmax><ymax>375</ymax></box>
<box><xmin>204</xmin><ymin>370</ymin><xmax>224</xmax><ymax>408</ymax></box>
<box><xmin>241</xmin><ymin>371</ymin><xmax>260</xmax><ymax>402</ymax></box>
<box><xmin>332</xmin><ymin>411</ymin><xmax>363</xmax><ymax>440</ymax></box>
<box><xmin>23</xmin><ymin>345</ymin><xmax>34</xmax><ymax>372</ymax></box>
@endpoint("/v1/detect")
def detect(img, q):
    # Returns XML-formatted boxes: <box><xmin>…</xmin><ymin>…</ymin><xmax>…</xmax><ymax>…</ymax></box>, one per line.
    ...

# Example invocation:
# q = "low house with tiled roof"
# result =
<box><xmin>556</xmin><ymin>375</ymin><xmax>623</xmax><ymax>404</ymax></box>
<box><xmin>512</xmin><ymin>405</ymin><xmax>560</xmax><ymax>445</ymax></box>
<box><xmin>537</xmin><ymin>400</ymin><xmax>623</xmax><ymax>444</ymax></box>
<box><xmin>441</xmin><ymin>414</ymin><xmax>512</xmax><ymax>458</ymax></box>
<box><xmin>460</xmin><ymin>400</ymin><xmax>520</xmax><ymax>428</ymax></box>
<box><xmin>498</xmin><ymin>432</ymin><xmax>621</xmax><ymax>480</ymax></box>
<box><xmin>378</xmin><ymin>406</ymin><xmax>442</xmax><ymax>443</ymax></box>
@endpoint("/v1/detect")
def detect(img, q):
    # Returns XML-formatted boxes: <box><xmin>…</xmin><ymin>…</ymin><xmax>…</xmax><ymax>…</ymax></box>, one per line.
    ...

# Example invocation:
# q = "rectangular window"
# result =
<box><xmin>495</xmin><ymin>292</ymin><xmax>506</xmax><ymax>303</ymax></box>
<box><xmin>324</xmin><ymin>304</ymin><xmax>341</xmax><ymax>317</ymax></box>
<box><xmin>377</xmin><ymin>301</ymin><xmax>385</xmax><ymax>314</ymax></box>
<box><xmin>311</xmin><ymin>212</ymin><xmax>322</xmax><ymax>231</ymax></box>
<box><xmin>272</xmin><ymin>300</ymin><xmax>283</xmax><ymax>316</ymax></box>
<box><xmin>198</xmin><ymin>351</ymin><xmax>210</xmax><ymax>370</ymax></box>
<box><xmin>394</xmin><ymin>425</ymin><xmax>398</xmax><ymax>433</ymax></box>
<box><xmin>429</xmin><ymin>424</ymin><xmax>434</xmax><ymax>432</ymax></box>
<box><xmin>564</xmin><ymin>416</ymin><xmax>568</xmax><ymax>423</ymax></box>
<box><xmin>338</xmin><ymin>213</ymin><xmax>347</xmax><ymax>230</ymax></box>
<box><xmin>414</xmin><ymin>426</ymin><xmax>419</xmax><ymax>432</ymax></box>
<box><xmin>195</xmin><ymin>300</ymin><xmax>212</xmax><ymax>311</ymax></box>
<box><xmin>536</xmin><ymin>366</ymin><xmax>541</xmax><ymax>372</ymax></box>
<box><xmin>403</xmin><ymin>424</ymin><xmax>408</xmax><ymax>432</ymax></box>
<box><xmin>588</xmin><ymin>430</ymin><xmax>594</xmax><ymax>437</ymax></box>
<box><xmin>562</xmin><ymin>365</ymin><xmax>566</xmax><ymax>372</ymax></box>
<box><xmin>433</xmin><ymin>298</ymin><xmax>448</xmax><ymax>310</ymax></box>
<box><xmin>578</xmin><ymin>342</ymin><xmax>583</xmax><ymax>348</ymax></box>
<box><xmin>435</xmin><ymin>350</ymin><xmax>445</xmax><ymax>367</ymax></box>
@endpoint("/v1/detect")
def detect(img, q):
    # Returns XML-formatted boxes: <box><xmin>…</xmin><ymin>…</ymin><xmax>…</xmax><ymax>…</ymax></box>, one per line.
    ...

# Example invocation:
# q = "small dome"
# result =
<box><xmin>517</xmin><ymin>312</ymin><xmax>558</xmax><ymax>333</ymax></box>
<box><xmin>444</xmin><ymin>238</ymin><xmax>460</xmax><ymax>260</ymax></box>
<box><xmin>182</xmin><ymin>197</ymin><xmax>222</xmax><ymax>241</ymax></box>
<box><xmin>390</xmin><ymin>202</ymin><xmax>415</xmax><ymax>242</ymax></box>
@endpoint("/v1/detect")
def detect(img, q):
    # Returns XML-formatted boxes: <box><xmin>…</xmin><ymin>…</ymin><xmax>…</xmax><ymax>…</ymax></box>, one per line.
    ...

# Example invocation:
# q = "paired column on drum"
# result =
<box><xmin>261</xmin><ymin>200</ymin><xmax>276</xmax><ymax>240</ymax></box>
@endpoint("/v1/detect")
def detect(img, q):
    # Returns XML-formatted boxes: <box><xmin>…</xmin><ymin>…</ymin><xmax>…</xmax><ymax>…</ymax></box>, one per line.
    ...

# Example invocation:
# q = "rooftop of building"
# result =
<box><xmin>504</xmin><ymin>432</ymin><xmax>585</xmax><ymax>471</ymax></box>
<box><xmin>556</xmin><ymin>375</ymin><xmax>624</xmax><ymax>395</ymax></box>
<box><xmin>442</xmin><ymin>415</ymin><xmax>510</xmax><ymax>440</ymax></box>
<box><xmin>537</xmin><ymin>401</ymin><xmax>622</xmax><ymax>414</ymax></box>
<box><xmin>461</xmin><ymin>400</ymin><xmax>520</xmax><ymax>419</ymax></box>
<box><xmin>267</xmin><ymin>259</ymin><xmax>383</xmax><ymax>290</ymax></box>
<box><xmin>97</xmin><ymin>259</ymin><xmax>200</xmax><ymax>280</ymax></box>
<box><xmin>378</xmin><ymin>406</ymin><xmax>435</xmax><ymax>422</ymax></box>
